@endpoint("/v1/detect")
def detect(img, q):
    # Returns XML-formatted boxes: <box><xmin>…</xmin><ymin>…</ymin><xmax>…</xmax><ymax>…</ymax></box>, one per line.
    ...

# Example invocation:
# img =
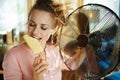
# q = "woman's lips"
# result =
<box><xmin>32</xmin><ymin>36</ymin><xmax>42</xmax><ymax>40</ymax></box>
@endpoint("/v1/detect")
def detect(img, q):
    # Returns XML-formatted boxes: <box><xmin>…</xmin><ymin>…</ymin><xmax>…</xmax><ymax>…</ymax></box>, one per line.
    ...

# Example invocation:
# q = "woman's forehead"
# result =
<box><xmin>29</xmin><ymin>9</ymin><xmax>55</xmax><ymax>26</ymax></box>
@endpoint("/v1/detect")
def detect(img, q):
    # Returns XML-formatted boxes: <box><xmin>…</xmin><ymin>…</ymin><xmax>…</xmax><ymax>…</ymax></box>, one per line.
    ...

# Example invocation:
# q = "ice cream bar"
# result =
<box><xmin>23</xmin><ymin>35</ymin><xmax>45</xmax><ymax>54</ymax></box>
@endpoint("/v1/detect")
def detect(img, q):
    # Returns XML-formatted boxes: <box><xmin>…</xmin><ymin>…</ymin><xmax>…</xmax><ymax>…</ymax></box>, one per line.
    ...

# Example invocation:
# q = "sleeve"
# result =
<box><xmin>2</xmin><ymin>50</ymin><xmax>22</xmax><ymax>80</ymax></box>
<box><xmin>54</xmin><ymin>45</ymin><xmax>69</xmax><ymax>71</ymax></box>
<box><xmin>60</xmin><ymin>58</ymin><xmax>70</xmax><ymax>71</ymax></box>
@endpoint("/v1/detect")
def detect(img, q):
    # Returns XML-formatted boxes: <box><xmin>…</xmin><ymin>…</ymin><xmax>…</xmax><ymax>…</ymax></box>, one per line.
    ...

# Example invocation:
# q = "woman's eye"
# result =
<box><xmin>41</xmin><ymin>25</ymin><xmax>48</xmax><ymax>30</ymax></box>
<box><xmin>28</xmin><ymin>23</ymin><xmax>36</xmax><ymax>27</ymax></box>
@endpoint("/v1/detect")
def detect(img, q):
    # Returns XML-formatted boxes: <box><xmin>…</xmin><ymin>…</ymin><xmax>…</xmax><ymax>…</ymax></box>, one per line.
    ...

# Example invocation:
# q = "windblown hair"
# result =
<box><xmin>28</xmin><ymin>0</ymin><xmax>66</xmax><ymax>27</ymax></box>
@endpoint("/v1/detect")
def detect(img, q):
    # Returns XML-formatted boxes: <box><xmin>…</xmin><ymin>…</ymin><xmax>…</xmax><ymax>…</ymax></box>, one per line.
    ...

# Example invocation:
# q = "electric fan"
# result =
<box><xmin>59</xmin><ymin>4</ymin><xmax>120</xmax><ymax>79</ymax></box>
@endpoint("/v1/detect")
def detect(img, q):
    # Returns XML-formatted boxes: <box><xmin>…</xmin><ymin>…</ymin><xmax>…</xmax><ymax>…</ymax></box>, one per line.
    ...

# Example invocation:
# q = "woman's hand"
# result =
<box><xmin>33</xmin><ymin>52</ymin><xmax>48</xmax><ymax>80</ymax></box>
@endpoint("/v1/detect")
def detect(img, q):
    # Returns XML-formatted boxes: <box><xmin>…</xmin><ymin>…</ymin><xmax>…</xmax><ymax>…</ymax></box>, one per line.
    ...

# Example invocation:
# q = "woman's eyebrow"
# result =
<box><xmin>29</xmin><ymin>19</ymin><xmax>35</xmax><ymax>23</ymax></box>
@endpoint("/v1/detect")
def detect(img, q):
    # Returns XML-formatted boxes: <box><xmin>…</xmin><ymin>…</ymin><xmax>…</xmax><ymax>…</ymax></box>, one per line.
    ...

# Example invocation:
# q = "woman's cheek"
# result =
<box><xmin>28</xmin><ymin>28</ymin><xmax>34</xmax><ymax>35</ymax></box>
<box><xmin>27</xmin><ymin>30</ymin><xmax>32</xmax><ymax>36</ymax></box>
<box><xmin>43</xmin><ymin>30</ymin><xmax>53</xmax><ymax>41</ymax></box>
<box><xmin>44</xmin><ymin>34</ymin><xmax>51</xmax><ymax>41</ymax></box>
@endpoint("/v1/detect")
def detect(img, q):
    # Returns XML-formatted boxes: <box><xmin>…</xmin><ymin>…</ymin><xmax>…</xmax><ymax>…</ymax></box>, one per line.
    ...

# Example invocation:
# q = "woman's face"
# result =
<box><xmin>28</xmin><ymin>9</ymin><xmax>56</xmax><ymax>43</ymax></box>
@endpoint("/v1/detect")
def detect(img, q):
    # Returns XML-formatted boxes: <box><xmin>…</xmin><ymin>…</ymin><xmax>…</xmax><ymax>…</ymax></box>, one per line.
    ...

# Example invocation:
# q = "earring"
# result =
<box><xmin>51</xmin><ymin>34</ymin><xmax>57</xmax><ymax>44</ymax></box>
<box><xmin>47</xmin><ymin>34</ymin><xmax>57</xmax><ymax>45</ymax></box>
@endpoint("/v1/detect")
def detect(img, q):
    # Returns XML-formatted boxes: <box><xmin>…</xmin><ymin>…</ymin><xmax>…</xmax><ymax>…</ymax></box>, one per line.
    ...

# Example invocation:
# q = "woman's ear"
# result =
<box><xmin>47</xmin><ymin>26</ymin><xmax>59</xmax><ymax>45</ymax></box>
<box><xmin>47</xmin><ymin>34</ymin><xmax>57</xmax><ymax>45</ymax></box>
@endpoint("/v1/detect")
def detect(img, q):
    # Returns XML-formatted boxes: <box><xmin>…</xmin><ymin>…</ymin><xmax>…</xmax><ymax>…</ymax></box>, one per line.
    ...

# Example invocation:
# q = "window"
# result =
<box><xmin>0</xmin><ymin>0</ymin><xmax>28</xmax><ymax>35</ymax></box>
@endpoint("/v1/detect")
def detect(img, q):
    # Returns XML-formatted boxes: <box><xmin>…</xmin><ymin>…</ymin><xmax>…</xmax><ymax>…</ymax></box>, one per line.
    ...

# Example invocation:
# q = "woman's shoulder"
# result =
<box><xmin>5</xmin><ymin>43</ymin><xmax>29</xmax><ymax>56</ymax></box>
<box><xmin>8</xmin><ymin>43</ymin><xmax>26</xmax><ymax>51</ymax></box>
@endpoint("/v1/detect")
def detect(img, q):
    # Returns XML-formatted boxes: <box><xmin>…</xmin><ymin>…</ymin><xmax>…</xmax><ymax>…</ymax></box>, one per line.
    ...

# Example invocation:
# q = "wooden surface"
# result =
<box><xmin>0</xmin><ymin>70</ymin><xmax>3</xmax><ymax>74</ymax></box>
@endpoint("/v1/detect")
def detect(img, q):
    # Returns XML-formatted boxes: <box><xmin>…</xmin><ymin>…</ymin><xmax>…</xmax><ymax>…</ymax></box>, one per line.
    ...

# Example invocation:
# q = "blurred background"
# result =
<box><xmin>0</xmin><ymin>0</ymin><xmax>120</xmax><ymax>80</ymax></box>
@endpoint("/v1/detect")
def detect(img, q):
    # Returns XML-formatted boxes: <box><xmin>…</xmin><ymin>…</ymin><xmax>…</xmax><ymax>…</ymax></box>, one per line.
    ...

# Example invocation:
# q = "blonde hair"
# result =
<box><xmin>28</xmin><ymin>0</ymin><xmax>67</xmax><ymax>45</ymax></box>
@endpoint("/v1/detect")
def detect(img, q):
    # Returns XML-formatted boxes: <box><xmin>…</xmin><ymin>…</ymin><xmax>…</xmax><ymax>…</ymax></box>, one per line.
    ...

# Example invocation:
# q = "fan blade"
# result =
<box><xmin>77</xmin><ymin>12</ymin><xmax>89</xmax><ymax>34</ymax></box>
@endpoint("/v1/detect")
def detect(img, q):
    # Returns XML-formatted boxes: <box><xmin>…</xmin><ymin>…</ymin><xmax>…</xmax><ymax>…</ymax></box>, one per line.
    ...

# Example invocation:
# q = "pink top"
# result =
<box><xmin>2</xmin><ymin>43</ymin><xmax>66</xmax><ymax>80</ymax></box>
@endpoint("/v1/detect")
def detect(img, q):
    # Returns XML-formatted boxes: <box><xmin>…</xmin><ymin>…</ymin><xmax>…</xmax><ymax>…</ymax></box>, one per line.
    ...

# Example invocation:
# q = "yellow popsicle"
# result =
<box><xmin>23</xmin><ymin>35</ymin><xmax>45</xmax><ymax>54</ymax></box>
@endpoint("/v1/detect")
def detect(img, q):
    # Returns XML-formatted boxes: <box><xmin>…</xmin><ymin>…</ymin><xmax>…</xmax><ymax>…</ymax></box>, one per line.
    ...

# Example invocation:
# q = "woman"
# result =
<box><xmin>2</xmin><ymin>0</ymin><xmax>68</xmax><ymax>80</ymax></box>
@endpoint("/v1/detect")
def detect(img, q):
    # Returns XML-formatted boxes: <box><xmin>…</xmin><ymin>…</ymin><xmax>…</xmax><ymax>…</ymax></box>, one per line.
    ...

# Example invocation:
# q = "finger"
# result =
<box><xmin>37</xmin><ymin>51</ymin><xmax>46</xmax><ymax>60</ymax></box>
<box><xmin>33</xmin><ymin>55</ymin><xmax>42</xmax><ymax>67</ymax></box>
<box><xmin>34</xmin><ymin>61</ymin><xmax>48</xmax><ymax>71</ymax></box>
<box><xmin>34</xmin><ymin>60</ymin><xmax>48</xmax><ymax>70</ymax></box>
<box><xmin>36</xmin><ymin>64</ymin><xmax>48</xmax><ymax>74</ymax></box>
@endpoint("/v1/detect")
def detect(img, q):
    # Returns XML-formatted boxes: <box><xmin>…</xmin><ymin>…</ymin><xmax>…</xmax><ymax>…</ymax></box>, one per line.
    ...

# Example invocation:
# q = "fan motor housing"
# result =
<box><xmin>77</xmin><ymin>34</ymin><xmax>88</xmax><ymax>47</ymax></box>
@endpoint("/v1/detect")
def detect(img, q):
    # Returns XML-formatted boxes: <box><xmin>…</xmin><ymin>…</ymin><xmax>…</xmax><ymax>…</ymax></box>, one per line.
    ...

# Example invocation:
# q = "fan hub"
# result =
<box><xmin>77</xmin><ymin>34</ymin><xmax>88</xmax><ymax>47</ymax></box>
